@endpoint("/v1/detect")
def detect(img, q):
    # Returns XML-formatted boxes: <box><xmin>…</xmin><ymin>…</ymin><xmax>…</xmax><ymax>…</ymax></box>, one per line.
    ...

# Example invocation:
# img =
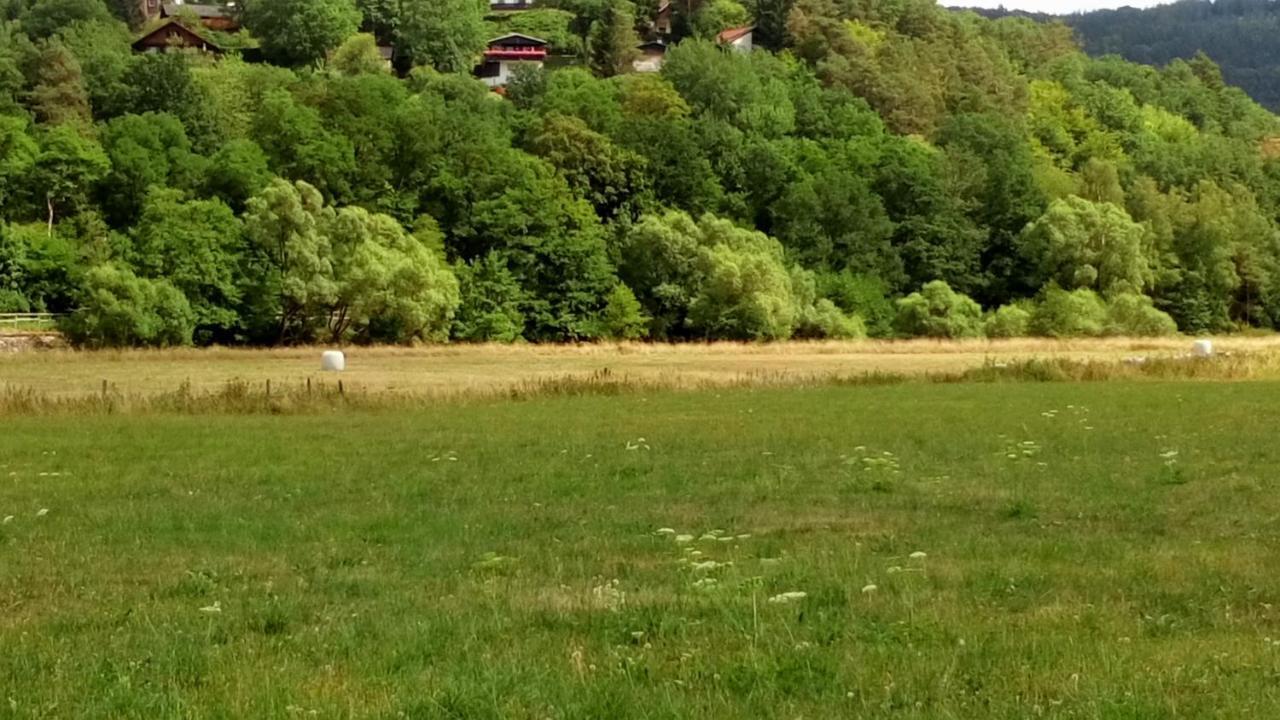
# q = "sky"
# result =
<box><xmin>941</xmin><ymin>1</ymin><xmax>1173</xmax><ymax>13</ymax></box>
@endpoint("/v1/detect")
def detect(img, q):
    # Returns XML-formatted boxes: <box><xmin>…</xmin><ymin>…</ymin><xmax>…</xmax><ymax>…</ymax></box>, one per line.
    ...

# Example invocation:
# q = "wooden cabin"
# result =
<box><xmin>132</xmin><ymin>18</ymin><xmax>223</xmax><ymax>54</ymax></box>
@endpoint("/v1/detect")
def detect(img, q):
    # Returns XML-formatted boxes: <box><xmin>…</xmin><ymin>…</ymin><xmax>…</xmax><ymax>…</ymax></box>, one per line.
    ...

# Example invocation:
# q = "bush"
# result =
<box><xmin>1028</xmin><ymin>286</ymin><xmax>1107</xmax><ymax>337</ymax></box>
<box><xmin>894</xmin><ymin>280</ymin><xmax>984</xmax><ymax>338</ymax></box>
<box><xmin>1105</xmin><ymin>293</ymin><xmax>1178</xmax><ymax>337</ymax></box>
<box><xmin>816</xmin><ymin>271</ymin><xmax>895</xmax><ymax>338</ymax></box>
<box><xmin>0</xmin><ymin>289</ymin><xmax>29</xmax><ymax>312</ymax></box>
<box><xmin>452</xmin><ymin>254</ymin><xmax>526</xmax><ymax>343</ymax></box>
<box><xmin>598</xmin><ymin>284</ymin><xmax>650</xmax><ymax>340</ymax></box>
<box><xmin>795</xmin><ymin>298</ymin><xmax>867</xmax><ymax>339</ymax></box>
<box><xmin>61</xmin><ymin>264</ymin><xmax>194</xmax><ymax>348</ymax></box>
<box><xmin>984</xmin><ymin>303</ymin><xmax>1032</xmax><ymax>338</ymax></box>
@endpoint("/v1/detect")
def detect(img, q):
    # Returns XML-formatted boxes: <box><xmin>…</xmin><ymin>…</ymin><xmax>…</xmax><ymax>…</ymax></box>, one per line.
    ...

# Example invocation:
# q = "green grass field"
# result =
<box><xmin>4</xmin><ymin>380</ymin><xmax>1280</xmax><ymax>717</ymax></box>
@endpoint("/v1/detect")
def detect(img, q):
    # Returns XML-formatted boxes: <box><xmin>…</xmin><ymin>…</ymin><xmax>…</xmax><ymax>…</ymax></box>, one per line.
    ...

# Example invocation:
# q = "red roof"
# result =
<box><xmin>716</xmin><ymin>26</ymin><xmax>754</xmax><ymax>45</ymax></box>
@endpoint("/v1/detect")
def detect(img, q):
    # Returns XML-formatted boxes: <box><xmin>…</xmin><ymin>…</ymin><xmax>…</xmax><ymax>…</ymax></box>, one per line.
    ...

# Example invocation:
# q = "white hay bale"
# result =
<box><xmin>1192</xmin><ymin>339</ymin><xmax>1214</xmax><ymax>358</ymax></box>
<box><xmin>321</xmin><ymin>350</ymin><xmax>346</xmax><ymax>372</ymax></box>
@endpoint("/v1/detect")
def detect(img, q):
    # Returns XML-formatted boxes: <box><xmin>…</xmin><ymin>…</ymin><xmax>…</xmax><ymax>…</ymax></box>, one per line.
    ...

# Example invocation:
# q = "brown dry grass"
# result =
<box><xmin>3</xmin><ymin>336</ymin><xmax>1279</xmax><ymax>401</ymax></box>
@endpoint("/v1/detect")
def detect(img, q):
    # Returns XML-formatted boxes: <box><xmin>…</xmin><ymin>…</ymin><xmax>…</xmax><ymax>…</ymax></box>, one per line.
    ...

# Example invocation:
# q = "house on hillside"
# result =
<box><xmin>132</xmin><ymin>17</ymin><xmax>223</xmax><ymax>54</ymax></box>
<box><xmin>716</xmin><ymin>26</ymin><xmax>754</xmax><ymax>53</ymax></box>
<box><xmin>489</xmin><ymin>0</ymin><xmax>534</xmax><ymax>11</ymax></box>
<box><xmin>162</xmin><ymin>2</ymin><xmax>239</xmax><ymax>32</ymax></box>
<box><xmin>138</xmin><ymin>1</ymin><xmax>240</xmax><ymax>32</ymax></box>
<box><xmin>633</xmin><ymin>40</ymin><xmax>667</xmax><ymax>73</ymax></box>
<box><xmin>476</xmin><ymin>33</ymin><xmax>547</xmax><ymax>88</ymax></box>
<box><xmin>655</xmin><ymin>2</ymin><xmax>672</xmax><ymax>36</ymax></box>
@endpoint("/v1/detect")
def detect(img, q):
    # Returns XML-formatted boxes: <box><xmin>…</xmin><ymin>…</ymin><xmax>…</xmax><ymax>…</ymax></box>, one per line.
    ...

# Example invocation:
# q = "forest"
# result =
<box><xmin>973</xmin><ymin>0</ymin><xmax>1280</xmax><ymax>112</ymax></box>
<box><xmin>1</xmin><ymin>0</ymin><xmax>1280</xmax><ymax>347</ymax></box>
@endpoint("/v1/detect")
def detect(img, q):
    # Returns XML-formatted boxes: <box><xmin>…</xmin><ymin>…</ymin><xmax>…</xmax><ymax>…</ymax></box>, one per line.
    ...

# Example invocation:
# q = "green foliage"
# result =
<box><xmin>21</xmin><ymin>0</ymin><xmax>112</xmax><ymax>39</ymax></box>
<box><xmin>329</xmin><ymin>208</ymin><xmax>460</xmax><ymax>343</ymax></box>
<box><xmin>1019</xmin><ymin>196</ymin><xmax>1151</xmax><ymax>294</ymax></box>
<box><xmin>587</xmin><ymin>0</ymin><xmax>639</xmax><ymax>78</ymax></box>
<box><xmin>60</xmin><ymin>263</ymin><xmax>195</xmax><ymax>347</ymax></box>
<box><xmin>329</xmin><ymin>33</ymin><xmax>390</xmax><ymax>76</ymax></box>
<box><xmin>0</xmin><ymin>0</ymin><xmax>1278</xmax><ymax>347</ymax></box>
<box><xmin>984</xmin><ymin>303</ymin><xmax>1031</xmax><ymax>338</ymax></box>
<box><xmin>893</xmin><ymin>280</ymin><xmax>984</xmax><ymax>339</ymax></box>
<box><xmin>29</xmin><ymin>40</ymin><xmax>91</xmax><ymax>125</ymax></box>
<box><xmin>816</xmin><ymin>271</ymin><xmax>895</xmax><ymax>338</ymax></box>
<box><xmin>129</xmin><ymin>189</ymin><xmax>244</xmax><ymax>341</ymax></box>
<box><xmin>394</xmin><ymin>0</ymin><xmax>487</xmax><ymax>73</ymax></box>
<box><xmin>243</xmin><ymin>0</ymin><xmax>362</xmax><ymax>67</ymax></box>
<box><xmin>453</xmin><ymin>253</ymin><xmax>527</xmax><ymax>342</ymax></box>
<box><xmin>1104</xmin><ymin>292</ymin><xmax>1178</xmax><ymax>337</ymax></box>
<box><xmin>1028</xmin><ymin>285</ymin><xmax>1108</xmax><ymax>337</ymax></box>
<box><xmin>597</xmin><ymin>282</ymin><xmax>649</xmax><ymax>339</ymax></box>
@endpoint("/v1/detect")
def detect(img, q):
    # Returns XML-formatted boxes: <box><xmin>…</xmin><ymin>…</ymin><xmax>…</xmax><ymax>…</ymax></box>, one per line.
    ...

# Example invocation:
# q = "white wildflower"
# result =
<box><xmin>35</xmin><ymin>508</ymin><xmax>48</xmax><ymax>517</ymax></box>
<box><xmin>655</xmin><ymin>528</ymin><xmax>676</xmax><ymax>536</ymax></box>
<box><xmin>767</xmin><ymin>591</ymin><xmax>807</xmax><ymax>604</ymax></box>
<box><xmin>674</xmin><ymin>534</ymin><xmax>694</xmax><ymax>544</ymax></box>
<box><xmin>2</xmin><ymin>515</ymin><xmax>13</xmax><ymax>524</ymax></box>
<box><xmin>861</xmin><ymin>584</ymin><xmax>878</xmax><ymax>594</ymax></box>
<box><xmin>909</xmin><ymin>551</ymin><xmax>927</xmax><ymax>560</ymax></box>
<box><xmin>199</xmin><ymin>601</ymin><xmax>222</xmax><ymax>614</ymax></box>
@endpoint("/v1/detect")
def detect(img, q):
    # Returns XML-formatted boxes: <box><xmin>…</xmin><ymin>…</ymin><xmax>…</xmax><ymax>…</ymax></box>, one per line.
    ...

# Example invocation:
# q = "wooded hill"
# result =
<box><xmin>969</xmin><ymin>0</ymin><xmax>1280</xmax><ymax>111</ymax></box>
<box><xmin>1</xmin><ymin>0</ymin><xmax>1279</xmax><ymax>347</ymax></box>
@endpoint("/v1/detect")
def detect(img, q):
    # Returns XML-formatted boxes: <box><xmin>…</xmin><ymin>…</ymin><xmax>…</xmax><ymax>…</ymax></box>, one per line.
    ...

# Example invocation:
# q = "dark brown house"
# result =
<box><xmin>132</xmin><ymin>18</ymin><xmax>223</xmax><ymax>54</ymax></box>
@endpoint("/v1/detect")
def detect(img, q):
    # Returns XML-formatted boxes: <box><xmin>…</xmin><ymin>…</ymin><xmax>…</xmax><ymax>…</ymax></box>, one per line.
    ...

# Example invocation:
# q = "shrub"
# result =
<box><xmin>894</xmin><ymin>280</ymin><xmax>984</xmax><ymax>338</ymax></box>
<box><xmin>795</xmin><ymin>299</ymin><xmax>867</xmax><ymax>339</ymax></box>
<box><xmin>1028</xmin><ymin>286</ymin><xmax>1107</xmax><ymax>337</ymax></box>
<box><xmin>61</xmin><ymin>264</ymin><xmax>194</xmax><ymax>348</ymax></box>
<box><xmin>598</xmin><ymin>284</ymin><xmax>650</xmax><ymax>340</ymax></box>
<box><xmin>0</xmin><ymin>289</ymin><xmax>29</xmax><ymax>312</ymax></box>
<box><xmin>816</xmin><ymin>271</ymin><xmax>895</xmax><ymax>338</ymax></box>
<box><xmin>452</xmin><ymin>254</ymin><xmax>526</xmax><ymax>343</ymax></box>
<box><xmin>1105</xmin><ymin>293</ymin><xmax>1178</xmax><ymax>336</ymax></box>
<box><xmin>984</xmin><ymin>303</ymin><xmax>1032</xmax><ymax>338</ymax></box>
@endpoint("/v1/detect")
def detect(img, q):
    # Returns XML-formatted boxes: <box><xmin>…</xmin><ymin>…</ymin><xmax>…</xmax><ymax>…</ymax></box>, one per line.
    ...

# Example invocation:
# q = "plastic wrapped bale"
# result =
<box><xmin>321</xmin><ymin>350</ymin><xmax>346</xmax><ymax>372</ymax></box>
<box><xmin>1192</xmin><ymin>340</ymin><xmax>1213</xmax><ymax>358</ymax></box>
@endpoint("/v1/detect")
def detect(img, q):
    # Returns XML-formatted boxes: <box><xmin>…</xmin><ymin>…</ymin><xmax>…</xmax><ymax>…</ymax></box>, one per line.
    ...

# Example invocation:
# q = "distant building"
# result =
<box><xmin>162</xmin><ymin>2</ymin><xmax>239</xmax><ymax>32</ymax></box>
<box><xmin>655</xmin><ymin>2</ymin><xmax>671</xmax><ymax>36</ymax></box>
<box><xmin>132</xmin><ymin>17</ymin><xmax>223</xmax><ymax>54</ymax></box>
<box><xmin>716</xmin><ymin>26</ymin><xmax>754</xmax><ymax>53</ymax></box>
<box><xmin>476</xmin><ymin>33</ymin><xmax>548</xmax><ymax>88</ymax></box>
<box><xmin>633</xmin><ymin>40</ymin><xmax>667</xmax><ymax>73</ymax></box>
<box><xmin>489</xmin><ymin>0</ymin><xmax>534</xmax><ymax>11</ymax></box>
<box><xmin>139</xmin><ymin>1</ymin><xmax>240</xmax><ymax>32</ymax></box>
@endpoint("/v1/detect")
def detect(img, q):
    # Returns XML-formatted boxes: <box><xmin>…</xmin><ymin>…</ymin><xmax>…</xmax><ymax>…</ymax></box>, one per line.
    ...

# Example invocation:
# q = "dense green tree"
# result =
<box><xmin>528</xmin><ymin>113</ymin><xmax>650</xmax><ymax>221</ymax></box>
<box><xmin>327</xmin><ymin>208</ymin><xmax>460</xmax><ymax>343</ymax></box>
<box><xmin>56</xmin><ymin>19</ymin><xmax>134</xmax><ymax>119</ymax></box>
<box><xmin>329</xmin><ymin>32</ymin><xmax>391</xmax><ymax>76</ymax></box>
<box><xmin>60</xmin><ymin>263</ymin><xmax>194</xmax><ymax>347</ymax></box>
<box><xmin>30</xmin><ymin>124</ymin><xmax>109</xmax><ymax>232</ymax></box>
<box><xmin>587</xmin><ymin>0</ymin><xmax>639</xmax><ymax>78</ymax></box>
<box><xmin>394</xmin><ymin>0</ymin><xmax>487</xmax><ymax>73</ymax></box>
<box><xmin>129</xmin><ymin>189</ymin><xmax>244</xmax><ymax>341</ymax></box>
<box><xmin>21</xmin><ymin>0</ymin><xmax>112</xmax><ymax>39</ymax></box>
<box><xmin>241</xmin><ymin>179</ymin><xmax>339</xmax><ymax>342</ymax></box>
<box><xmin>29</xmin><ymin>41</ymin><xmax>91</xmax><ymax>125</ymax></box>
<box><xmin>1018</xmin><ymin>196</ymin><xmax>1151</xmax><ymax>295</ymax></box>
<box><xmin>893</xmin><ymin>280</ymin><xmax>984</xmax><ymax>338</ymax></box>
<box><xmin>98</xmin><ymin>112</ymin><xmax>205</xmax><ymax>226</ymax></box>
<box><xmin>243</xmin><ymin>0</ymin><xmax>361</xmax><ymax>67</ymax></box>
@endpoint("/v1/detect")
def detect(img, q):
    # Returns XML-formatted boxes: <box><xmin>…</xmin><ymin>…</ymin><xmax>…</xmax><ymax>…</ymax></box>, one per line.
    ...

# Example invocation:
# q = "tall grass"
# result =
<box><xmin>2</xmin><ymin>352</ymin><xmax>1274</xmax><ymax>416</ymax></box>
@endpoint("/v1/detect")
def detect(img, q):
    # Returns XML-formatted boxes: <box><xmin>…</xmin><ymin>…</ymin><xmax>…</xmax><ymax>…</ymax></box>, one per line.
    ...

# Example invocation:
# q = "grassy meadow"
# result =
<box><xmin>4</xmin><ymin>374</ymin><xmax>1280</xmax><ymax>717</ymax></box>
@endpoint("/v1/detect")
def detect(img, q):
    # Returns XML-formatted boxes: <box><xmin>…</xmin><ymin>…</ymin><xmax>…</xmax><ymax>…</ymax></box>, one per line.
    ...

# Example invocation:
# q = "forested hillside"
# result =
<box><xmin>971</xmin><ymin>0</ymin><xmax>1280</xmax><ymax>111</ymax></box>
<box><xmin>2</xmin><ymin>0</ymin><xmax>1279</xmax><ymax>347</ymax></box>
